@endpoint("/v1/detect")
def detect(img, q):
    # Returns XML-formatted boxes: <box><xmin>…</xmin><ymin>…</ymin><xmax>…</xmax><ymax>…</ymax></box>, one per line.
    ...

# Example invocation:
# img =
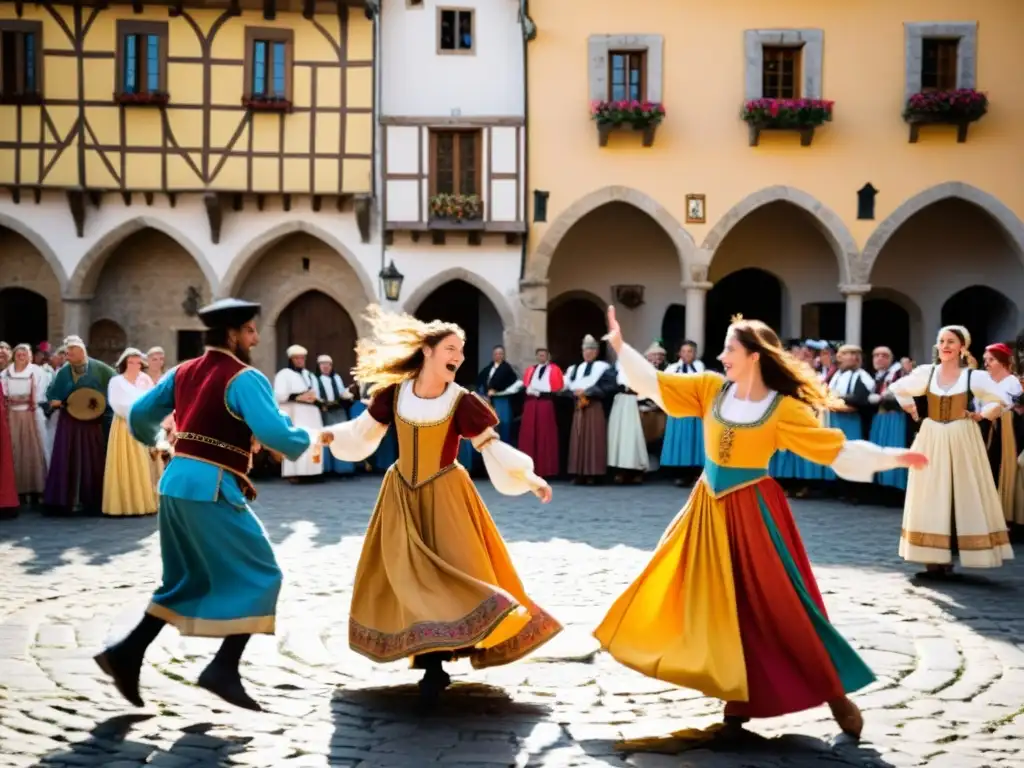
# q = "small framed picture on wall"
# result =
<box><xmin>685</xmin><ymin>194</ymin><xmax>706</xmax><ymax>224</ymax></box>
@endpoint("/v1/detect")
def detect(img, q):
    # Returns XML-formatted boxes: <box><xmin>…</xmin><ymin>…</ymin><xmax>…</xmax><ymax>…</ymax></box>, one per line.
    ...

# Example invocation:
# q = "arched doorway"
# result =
<box><xmin>547</xmin><ymin>292</ymin><xmax>607</xmax><ymax>369</ymax></box>
<box><xmin>863</xmin><ymin>297</ymin><xmax>912</xmax><ymax>360</ymax></box>
<box><xmin>661</xmin><ymin>303</ymin><xmax>686</xmax><ymax>359</ymax></box>
<box><xmin>0</xmin><ymin>287</ymin><xmax>48</xmax><ymax>347</ymax></box>
<box><xmin>276</xmin><ymin>290</ymin><xmax>358</xmax><ymax>377</ymax></box>
<box><xmin>705</xmin><ymin>268</ymin><xmax>784</xmax><ymax>365</ymax></box>
<box><xmin>941</xmin><ymin>286</ymin><xmax>1017</xmax><ymax>357</ymax></box>
<box><xmin>800</xmin><ymin>302</ymin><xmax>845</xmax><ymax>342</ymax></box>
<box><xmin>413</xmin><ymin>279</ymin><xmax>504</xmax><ymax>388</ymax></box>
<box><xmin>88</xmin><ymin>319</ymin><xmax>128</xmax><ymax>365</ymax></box>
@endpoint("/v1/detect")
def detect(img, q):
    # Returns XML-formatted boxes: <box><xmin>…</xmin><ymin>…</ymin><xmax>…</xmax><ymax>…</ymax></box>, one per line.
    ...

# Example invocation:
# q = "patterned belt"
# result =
<box><xmin>175</xmin><ymin>431</ymin><xmax>250</xmax><ymax>458</ymax></box>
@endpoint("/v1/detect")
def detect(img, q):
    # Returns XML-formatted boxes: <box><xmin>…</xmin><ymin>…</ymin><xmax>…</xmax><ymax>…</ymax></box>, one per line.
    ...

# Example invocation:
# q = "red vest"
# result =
<box><xmin>173</xmin><ymin>349</ymin><xmax>257</xmax><ymax>500</ymax></box>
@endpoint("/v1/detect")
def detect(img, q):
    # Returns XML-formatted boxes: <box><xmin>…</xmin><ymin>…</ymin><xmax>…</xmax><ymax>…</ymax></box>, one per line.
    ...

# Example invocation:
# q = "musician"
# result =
<box><xmin>42</xmin><ymin>336</ymin><xmax>116</xmax><ymax>516</ymax></box>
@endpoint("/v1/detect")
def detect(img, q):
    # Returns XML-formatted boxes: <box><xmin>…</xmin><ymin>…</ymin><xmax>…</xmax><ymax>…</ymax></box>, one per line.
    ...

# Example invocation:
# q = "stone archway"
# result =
<box><xmin>403</xmin><ymin>267</ymin><xmax>515</xmax><ymax>331</ymax></box>
<box><xmin>223</xmin><ymin>220</ymin><xmax>378</xmax><ymax>305</ymax></box>
<box><xmin>525</xmin><ymin>186</ymin><xmax>694</xmax><ymax>283</ymax></box>
<box><xmin>67</xmin><ymin>216</ymin><xmax>218</xmax><ymax>298</ymax></box>
<box><xmin>862</xmin><ymin>182</ymin><xmax>1024</xmax><ymax>280</ymax></box>
<box><xmin>701</xmin><ymin>186</ymin><xmax>858</xmax><ymax>284</ymax></box>
<box><xmin>0</xmin><ymin>212</ymin><xmax>68</xmax><ymax>291</ymax></box>
<box><xmin>0</xmin><ymin>223</ymin><xmax>66</xmax><ymax>344</ymax></box>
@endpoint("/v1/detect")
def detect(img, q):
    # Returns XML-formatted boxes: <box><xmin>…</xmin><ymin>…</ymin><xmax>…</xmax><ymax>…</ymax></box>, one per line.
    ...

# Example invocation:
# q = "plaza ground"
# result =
<box><xmin>1</xmin><ymin>478</ymin><xmax>1022</xmax><ymax>767</ymax></box>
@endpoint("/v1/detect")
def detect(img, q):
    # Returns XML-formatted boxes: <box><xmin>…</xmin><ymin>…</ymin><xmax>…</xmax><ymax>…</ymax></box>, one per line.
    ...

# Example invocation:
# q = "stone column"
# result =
<box><xmin>517</xmin><ymin>278</ymin><xmax>549</xmax><ymax>371</ymax></box>
<box><xmin>60</xmin><ymin>296</ymin><xmax>92</xmax><ymax>341</ymax></box>
<box><xmin>840</xmin><ymin>283</ymin><xmax>871</xmax><ymax>347</ymax></box>
<box><xmin>682</xmin><ymin>265</ymin><xmax>713</xmax><ymax>354</ymax></box>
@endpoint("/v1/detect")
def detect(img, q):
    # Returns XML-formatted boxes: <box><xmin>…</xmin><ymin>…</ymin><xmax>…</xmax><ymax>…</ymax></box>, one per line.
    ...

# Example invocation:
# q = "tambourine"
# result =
<box><xmin>65</xmin><ymin>387</ymin><xmax>107</xmax><ymax>421</ymax></box>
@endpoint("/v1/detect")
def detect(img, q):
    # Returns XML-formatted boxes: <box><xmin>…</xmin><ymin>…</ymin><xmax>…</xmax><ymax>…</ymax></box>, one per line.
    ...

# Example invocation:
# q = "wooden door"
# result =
<box><xmin>414</xmin><ymin>280</ymin><xmax>481</xmax><ymax>388</ymax></box>
<box><xmin>88</xmin><ymin>319</ymin><xmax>127</xmax><ymax>365</ymax></box>
<box><xmin>276</xmin><ymin>291</ymin><xmax>357</xmax><ymax>379</ymax></box>
<box><xmin>547</xmin><ymin>297</ymin><xmax>606</xmax><ymax>369</ymax></box>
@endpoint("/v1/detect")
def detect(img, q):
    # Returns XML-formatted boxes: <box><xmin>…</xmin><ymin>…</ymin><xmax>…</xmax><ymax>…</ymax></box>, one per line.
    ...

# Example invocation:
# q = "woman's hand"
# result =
<box><xmin>901</xmin><ymin>402</ymin><xmax>919</xmax><ymax>421</ymax></box>
<box><xmin>968</xmin><ymin>411</ymin><xmax>985</xmax><ymax>422</ymax></box>
<box><xmin>898</xmin><ymin>451</ymin><xmax>929</xmax><ymax>470</ymax></box>
<box><xmin>320</xmin><ymin>430</ymin><xmax>335</xmax><ymax>445</ymax></box>
<box><xmin>533</xmin><ymin>483</ymin><xmax>552</xmax><ymax>504</ymax></box>
<box><xmin>604</xmin><ymin>305</ymin><xmax>623</xmax><ymax>353</ymax></box>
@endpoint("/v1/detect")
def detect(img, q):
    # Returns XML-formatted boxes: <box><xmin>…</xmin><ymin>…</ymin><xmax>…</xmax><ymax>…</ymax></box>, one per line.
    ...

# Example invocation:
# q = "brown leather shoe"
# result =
<box><xmin>829</xmin><ymin>696</ymin><xmax>863</xmax><ymax>738</ymax></box>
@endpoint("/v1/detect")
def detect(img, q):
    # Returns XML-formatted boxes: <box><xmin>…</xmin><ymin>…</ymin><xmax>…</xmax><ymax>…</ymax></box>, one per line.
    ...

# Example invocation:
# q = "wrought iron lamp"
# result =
<box><xmin>379</xmin><ymin>261</ymin><xmax>404</xmax><ymax>302</ymax></box>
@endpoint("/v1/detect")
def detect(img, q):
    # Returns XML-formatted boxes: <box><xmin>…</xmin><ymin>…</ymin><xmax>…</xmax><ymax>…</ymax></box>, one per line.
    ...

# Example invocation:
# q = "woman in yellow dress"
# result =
<box><xmin>102</xmin><ymin>348</ymin><xmax>158</xmax><ymax>517</ymax></box>
<box><xmin>322</xmin><ymin>307</ymin><xmax>562</xmax><ymax>699</ymax></box>
<box><xmin>595</xmin><ymin>308</ymin><xmax>927</xmax><ymax>743</ymax></box>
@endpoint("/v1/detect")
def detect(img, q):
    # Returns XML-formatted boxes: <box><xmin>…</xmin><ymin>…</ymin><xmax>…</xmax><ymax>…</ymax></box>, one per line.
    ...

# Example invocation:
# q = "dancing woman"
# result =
<box><xmin>322</xmin><ymin>307</ymin><xmax>561</xmax><ymax>700</ymax></box>
<box><xmin>594</xmin><ymin>308</ymin><xmax>927</xmax><ymax>742</ymax></box>
<box><xmin>889</xmin><ymin>326</ymin><xmax>1014</xmax><ymax>576</ymax></box>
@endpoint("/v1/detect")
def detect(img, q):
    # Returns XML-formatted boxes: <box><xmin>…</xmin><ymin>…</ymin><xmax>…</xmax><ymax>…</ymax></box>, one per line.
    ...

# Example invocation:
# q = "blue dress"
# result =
<box><xmin>129</xmin><ymin>366</ymin><xmax>312</xmax><ymax>637</ymax></box>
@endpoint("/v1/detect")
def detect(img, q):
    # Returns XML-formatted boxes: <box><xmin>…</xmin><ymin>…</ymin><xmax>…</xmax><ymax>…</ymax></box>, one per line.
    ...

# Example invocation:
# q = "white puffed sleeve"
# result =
<box><xmin>326</xmin><ymin>410</ymin><xmax>389</xmax><ymax>462</ymax></box>
<box><xmin>886</xmin><ymin>364</ymin><xmax>933</xmax><ymax>407</ymax></box>
<box><xmin>970</xmin><ymin>370</ymin><xmax>1013</xmax><ymax>420</ymax></box>
<box><xmin>471</xmin><ymin>428</ymin><xmax>546</xmax><ymax>496</ymax></box>
<box><xmin>108</xmin><ymin>376</ymin><xmax>139</xmax><ymax>419</ymax></box>
<box><xmin>615</xmin><ymin>343</ymin><xmax>665</xmax><ymax>410</ymax></box>
<box><xmin>830</xmin><ymin>440</ymin><xmax>908</xmax><ymax>483</ymax></box>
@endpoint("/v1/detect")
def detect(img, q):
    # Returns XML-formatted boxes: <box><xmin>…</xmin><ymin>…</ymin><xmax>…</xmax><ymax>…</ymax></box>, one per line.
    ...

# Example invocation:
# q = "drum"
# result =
<box><xmin>640</xmin><ymin>409</ymin><xmax>667</xmax><ymax>443</ymax></box>
<box><xmin>65</xmin><ymin>387</ymin><xmax>107</xmax><ymax>421</ymax></box>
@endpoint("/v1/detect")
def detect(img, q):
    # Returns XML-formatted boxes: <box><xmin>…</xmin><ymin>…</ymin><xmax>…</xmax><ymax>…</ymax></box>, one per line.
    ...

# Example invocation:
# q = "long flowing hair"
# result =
<box><xmin>728</xmin><ymin>318</ymin><xmax>843</xmax><ymax>411</ymax></box>
<box><xmin>351</xmin><ymin>305</ymin><xmax>465</xmax><ymax>389</ymax></box>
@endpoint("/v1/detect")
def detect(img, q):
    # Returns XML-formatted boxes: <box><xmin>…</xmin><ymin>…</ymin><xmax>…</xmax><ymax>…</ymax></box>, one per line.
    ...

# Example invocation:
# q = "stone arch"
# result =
<box><xmin>67</xmin><ymin>216</ymin><xmax>217</xmax><ymax>297</ymax></box>
<box><xmin>223</xmin><ymin>220</ymin><xmax>377</xmax><ymax>303</ymax></box>
<box><xmin>701</xmin><ymin>186</ymin><xmax>858</xmax><ymax>284</ymax></box>
<box><xmin>403</xmin><ymin>267</ymin><xmax>515</xmax><ymax>331</ymax></box>
<box><xmin>0</xmin><ymin>211</ymin><xmax>68</xmax><ymax>290</ymax></box>
<box><xmin>525</xmin><ymin>186</ymin><xmax>695</xmax><ymax>283</ymax></box>
<box><xmin>548</xmin><ymin>288</ymin><xmax>606</xmax><ymax>313</ymax></box>
<box><xmin>862</xmin><ymin>182</ymin><xmax>1024</xmax><ymax>281</ymax></box>
<box><xmin>263</xmin><ymin>276</ymin><xmax>371</xmax><ymax>338</ymax></box>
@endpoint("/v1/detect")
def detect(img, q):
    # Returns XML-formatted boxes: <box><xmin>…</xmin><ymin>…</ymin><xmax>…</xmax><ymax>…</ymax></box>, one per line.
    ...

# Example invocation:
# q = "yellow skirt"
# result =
<box><xmin>102</xmin><ymin>415</ymin><xmax>158</xmax><ymax>516</ymax></box>
<box><xmin>348</xmin><ymin>464</ymin><xmax>562</xmax><ymax>668</ymax></box>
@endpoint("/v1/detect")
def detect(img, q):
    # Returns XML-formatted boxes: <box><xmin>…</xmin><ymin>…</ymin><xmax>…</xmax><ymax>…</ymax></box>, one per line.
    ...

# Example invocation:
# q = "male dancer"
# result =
<box><xmin>93</xmin><ymin>299</ymin><xmax>326</xmax><ymax>711</ymax></box>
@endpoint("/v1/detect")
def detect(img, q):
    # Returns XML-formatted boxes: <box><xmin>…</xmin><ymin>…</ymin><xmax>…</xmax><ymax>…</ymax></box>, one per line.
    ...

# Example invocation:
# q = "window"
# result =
<box><xmin>921</xmin><ymin>38</ymin><xmax>958</xmax><ymax>91</ymax></box>
<box><xmin>244</xmin><ymin>28</ymin><xmax>293</xmax><ymax>103</ymax></box>
<box><xmin>430</xmin><ymin>130</ymin><xmax>480</xmax><ymax>196</ymax></box>
<box><xmin>438</xmin><ymin>8</ymin><xmax>473</xmax><ymax>54</ymax></box>
<box><xmin>116</xmin><ymin>21</ymin><xmax>167</xmax><ymax>96</ymax></box>
<box><xmin>762</xmin><ymin>46</ymin><xmax>801</xmax><ymax>99</ymax></box>
<box><xmin>609</xmin><ymin>51</ymin><xmax>645</xmax><ymax>101</ymax></box>
<box><xmin>0</xmin><ymin>21</ymin><xmax>42</xmax><ymax>101</ymax></box>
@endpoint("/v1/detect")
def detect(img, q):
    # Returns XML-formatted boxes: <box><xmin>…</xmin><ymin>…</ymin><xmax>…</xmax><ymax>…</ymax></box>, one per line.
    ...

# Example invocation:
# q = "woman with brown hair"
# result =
<box><xmin>1</xmin><ymin>343</ymin><xmax>48</xmax><ymax>506</ymax></box>
<box><xmin>594</xmin><ymin>308</ymin><xmax>927</xmax><ymax>744</ymax></box>
<box><xmin>889</xmin><ymin>326</ymin><xmax>1015</xmax><ymax>576</ymax></box>
<box><xmin>101</xmin><ymin>348</ymin><xmax>158</xmax><ymax>517</ymax></box>
<box><xmin>322</xmin><ymin>307</ymin><xmax>561</xmax><ymax>700</ymax></box>
<box><xmin>975</xmin><ymin>342</ymin><xmax>1024</xmax><ymax>533</ymax></box>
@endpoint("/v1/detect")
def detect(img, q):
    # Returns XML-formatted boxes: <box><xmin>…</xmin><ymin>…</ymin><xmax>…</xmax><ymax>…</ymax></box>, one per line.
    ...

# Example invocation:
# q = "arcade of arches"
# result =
<box><xmin>0</xmin><ymin>227</ymin><xmax>63</xmax><ymax>348</ymax></box>
<box><xmin>526</xmin><ymin>194</ymin><xmax>1023</xmax><ymax>368</ymax></box>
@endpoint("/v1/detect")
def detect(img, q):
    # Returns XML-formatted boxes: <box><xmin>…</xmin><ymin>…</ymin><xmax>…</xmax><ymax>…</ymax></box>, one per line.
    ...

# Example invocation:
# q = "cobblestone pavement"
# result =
<box><xmin>1</xmin><ymin>477</ymin><xmax>1023</xmax><ymax>768</ymax></box>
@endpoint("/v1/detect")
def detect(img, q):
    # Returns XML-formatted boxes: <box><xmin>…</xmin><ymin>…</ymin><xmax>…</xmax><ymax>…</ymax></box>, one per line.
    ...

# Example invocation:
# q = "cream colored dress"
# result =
<box><xmin>890</xmin><ymin>364</ymin><xmax>1014</xmax><ymax>568</ymax></box>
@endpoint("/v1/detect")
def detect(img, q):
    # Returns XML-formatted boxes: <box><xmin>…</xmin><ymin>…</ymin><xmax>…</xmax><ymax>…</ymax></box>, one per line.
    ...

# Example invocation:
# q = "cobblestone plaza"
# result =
<box><xmin>1</xmin><ymin>479</ymin><xmax>1022</xmax><ymax>767</ymax></box>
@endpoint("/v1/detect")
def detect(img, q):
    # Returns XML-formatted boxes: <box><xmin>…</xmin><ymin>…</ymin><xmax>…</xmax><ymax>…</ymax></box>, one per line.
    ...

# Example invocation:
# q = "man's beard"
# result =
<box><xmin>234</xmin><ymin>345</ymin><xmax>252</xmax><ymax>364</ymax></box>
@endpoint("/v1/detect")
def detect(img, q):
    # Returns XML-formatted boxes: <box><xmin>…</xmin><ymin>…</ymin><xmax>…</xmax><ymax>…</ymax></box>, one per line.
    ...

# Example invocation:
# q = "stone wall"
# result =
<box><xmin>0</xmin><ymin>226</ymin><xmax>65</xmax><ymax>346</ymax></box>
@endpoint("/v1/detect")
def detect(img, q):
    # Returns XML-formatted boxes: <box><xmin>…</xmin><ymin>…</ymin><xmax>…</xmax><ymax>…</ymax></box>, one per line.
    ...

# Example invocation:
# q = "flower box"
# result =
<box><xmin>903</xmin><ymin>89</ymin><xmax>987</xmax><ymax>143</ymax></box>
<box><xmin>114</xmin><ymin>91</ymin><xmax>170</xmax><ymax>107</ymax></box>
<box><xmin>742</xmin><ymin>98</ymin><xmax>833</xmax><ymax>147</ymax></box>
<box><xmin>242</xmin><ymin>96</ymin><xmax>293</xmax><ymax>113</ymax></box>
<box><xmin>429</xmin><ymin>193</ymin><xmax>483</xmax><ymax>223</ymax></box>
<box><xmin>591</xmin><ymin>100</ymin><xmax>665</xmax><ymax>147</ymax></box>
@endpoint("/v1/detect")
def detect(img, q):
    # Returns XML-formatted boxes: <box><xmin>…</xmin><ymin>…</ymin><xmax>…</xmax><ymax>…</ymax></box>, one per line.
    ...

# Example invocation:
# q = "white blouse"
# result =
<box><xmin>888</xmin><ymin>364</ymin><xmax>1011</xmax><ymax>420</ymax></box>
<box><xmin>1</xmin><ymin>363</ymin><xmax>47</xmax><ymax>411</ymax></box>
<box><xmin>616</xmin><ymin>342</ymin><xmax>908</xmax><ymax>483</ymax></box>
<box><xmin>108</xmin><ymin>373</ymin><xmax>155</xmax><ymax>419</ymax></box>
<box><xmin>325</xmin><ymin>380</ymin><xmax>545</xmax><ymax>496</ymax></box>
<box><xmin>564</xmin><ymin>360</ymin><xmax>611</xmax><ymax>391</ymax></box>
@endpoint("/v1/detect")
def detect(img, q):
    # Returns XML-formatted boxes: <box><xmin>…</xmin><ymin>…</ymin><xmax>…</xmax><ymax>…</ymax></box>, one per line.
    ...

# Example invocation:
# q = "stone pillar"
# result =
<box><xmin>840</xmin><ymin>283</ymin><xmax>871</xmax><ymax>347</ymax></box>
<box><xmin>60</xmin><ymin>296</ymin><xmax>92</xmax><ymax>341</ymax></box>
<box><xmin>682</xmin><ymin>264</ymin><xmax>713</xmax><ymax>354</ymax></box>
<box><xmin>517</xmin><ymin>278</ymin><xmax>549</xmax><ymax>371</ymax></box>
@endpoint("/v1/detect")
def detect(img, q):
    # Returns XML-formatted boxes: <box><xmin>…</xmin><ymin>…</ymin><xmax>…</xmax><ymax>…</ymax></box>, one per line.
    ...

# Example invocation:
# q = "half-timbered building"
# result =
<box><xmin>0</xmin><ymin>0</ymin><xmax>377</xmax><ymax>376</ymax></box>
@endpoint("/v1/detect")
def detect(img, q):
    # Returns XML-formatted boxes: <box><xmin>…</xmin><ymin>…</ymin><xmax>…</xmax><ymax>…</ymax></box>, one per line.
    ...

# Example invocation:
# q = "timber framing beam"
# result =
<box><xmin>354</xmin><ymin>194</ymin><xmax>371</xmax><ymax>243</ymax></box>
<box><xmin>203</xmin><ymin>192</ymin><xmax>224</xmax><ymax>244</ymax></box>
<box><xmin>67</xmin><ymin>190</ymin><xmax>87</xmax><ymax>237</ymax></box>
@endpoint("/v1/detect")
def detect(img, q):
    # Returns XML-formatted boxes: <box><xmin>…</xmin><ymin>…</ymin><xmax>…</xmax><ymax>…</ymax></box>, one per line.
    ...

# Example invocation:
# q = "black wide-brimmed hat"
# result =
<box><xmin>197</xmin><ymin>298</ymin><xmax>261</xmax><ymax>329</ymax></box>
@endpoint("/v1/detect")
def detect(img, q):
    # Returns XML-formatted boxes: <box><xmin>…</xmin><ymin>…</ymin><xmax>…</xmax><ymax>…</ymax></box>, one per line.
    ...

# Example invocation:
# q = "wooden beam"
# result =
<box><xmin>232</xmin><ymin>193</ymin><xmax>243</xmax><ymax>211</ymax></box>
<box><xmin>303</xmin><ymin>0</ymin><xmax>315</xmax><ymax>19</ymax></box>
<box><xmin>87</xmin><ymin>190</ymin><xmax>101</xmax><ymax>208</ymax></box>
<box><xmin>8</xmin><ymin>187</ymin><xmax>20</xmax><ymax>205</ymax></box>
<box><xmin>431</xmin><ymin>230</ymin><xmax>445</xmax><ymax>246</ymax></box>
<box><xmin>168</xmin><ymin>192</ymin><xmax>177</xmax><ymax>208</ymax></box>
<box><xmin>203</xmin><ymin>192</ymin><xmax>223</xmax><ymax>244</ymax></box>
<box><xmin>121</xmin><ymin>191</ymin><xmax>132</xmax><ymax>206</ymax></box>
<box><xmin>14</xmin><ymin>1</ymin><xmax>24</xmax><ymax>19</ymax></box>
<box><xmin>169</xmin><ymin>0</ymin><xmax>184</xmax><ymax>17</ymax></box>
<box><xmin>256</xmin><ymin>194</ymin><xmax>265</xmax><ymax>211</ymax></box>
<box><xmin>33</xmin><ymin>187</ymin><xmax>41</xmax><ymax>205</ymax></box>
<box><xmin>283</xmin><ymin>194</ymin><xmax>291</xmax><ymax>212</ymax></box>
<box><xmin>354</xmin><ymin>194</ymin><xmax>372</xmax><ymax>244</ymax></box>
<box><xmin>263</xmin><ymin>0</ymin><xmax>276</xmax><ymax>21</ymax></box>
<box><xmin>67</xmin><ymin>190</ymin><xmax>86</xmax><ymax>237</ymax></box>
<box><xmin>132</xmin><ymin>1</ymin><xmax>143</xmax><ymax>14</ymax></box>
<box><xmin>312</xmin><ymin>195</ymin><xmax>322</xmax><ymax>212</ymax></box>
<box><xmin>228</xmin><ymin>0</ymin><xmax>241</xmax><ymax>16</ymax></box>
<box><xmin>468</xmin><ymin>231</ymin><xmax>482</xmax><ymax>247</ymax></box>
<box><xmin>144</xmin><ymin>192</ymin><xmax>154</xmax><ymax>206</ymax></box>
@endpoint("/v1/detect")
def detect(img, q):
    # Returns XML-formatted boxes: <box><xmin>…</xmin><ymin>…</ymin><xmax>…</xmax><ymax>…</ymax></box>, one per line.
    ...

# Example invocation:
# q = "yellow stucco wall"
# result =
<box><xmin>0</xmin><ymin>4</ymin><xmax>372</xmax><ymax>194</ymax></box>
<box><xmin>526</xmin><ymin>0</ymin><xmax>1024</xmax><ymax>268</ymax></box>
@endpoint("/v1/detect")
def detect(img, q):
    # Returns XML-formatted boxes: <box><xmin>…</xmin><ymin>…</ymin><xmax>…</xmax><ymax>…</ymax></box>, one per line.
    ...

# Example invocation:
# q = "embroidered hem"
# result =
<box><xmin>146</xmin><ymin>602</ymin><xmax>275</xmax><ymax>637</ymax></box>
<box><xmin>471</xmin><ymin>608</ymin><xmax>564</xmax><ymax>669</ymax></box>
<box><xmin>348</xmin><ymin>592</ymin><xmax>519</xmax><ymax>663</ymax></box>
<box><xmin>901</xmin><ymin>527</ymin><xmax>1011</xmax><ymax>551</ymax></box>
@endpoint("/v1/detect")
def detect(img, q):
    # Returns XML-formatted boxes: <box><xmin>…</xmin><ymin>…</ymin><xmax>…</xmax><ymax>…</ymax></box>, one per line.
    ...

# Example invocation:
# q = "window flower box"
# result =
<box><xmin>742</xmin><ymin>98</ymin><xmax>833</xmax><ymax>147</ymax></box>
<box><xmin>114</xmin><ymin>91</ymin><xmax>170</xmax><ymax>107</ymax></box>
<box><xmin>429</xmin><ymin>193</ymin><xmax>483</xmax><ymax>223</ymax></box>
<box><xmin>242</xmin><ymin>95</ymin><xmax>293</xmax><ymax>113</ymax></box>
<box><xmin>903</xmin><ymin>89</ymin><xmax>987</xmax><ymax>143</ymax></box>
<box><xmin>591</xmin><ymin>100</ymin><xmax>666</xmax><ymax>147</ymax></box>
